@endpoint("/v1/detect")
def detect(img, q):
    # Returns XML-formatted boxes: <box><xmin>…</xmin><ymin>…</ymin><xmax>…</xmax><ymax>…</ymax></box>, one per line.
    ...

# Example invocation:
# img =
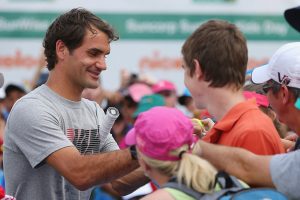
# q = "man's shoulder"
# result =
<box><xmin>81</xmin><ymin>98</ymin><xmax>96</xmax><ymax>107</ymax></box>
<box><xmin>13</xmin><ymin>89</ymin><xmax>46</xmax><ymax>108</ymax></box>
<box><xmin>10</xmin><ymin>87</ymin><xmax>57</xmax><ymax>117</ymax></box>
<box><xmin>81</xmin><ymin>98</ymin><xmax>105</xmax><ymax>115</ymax></box>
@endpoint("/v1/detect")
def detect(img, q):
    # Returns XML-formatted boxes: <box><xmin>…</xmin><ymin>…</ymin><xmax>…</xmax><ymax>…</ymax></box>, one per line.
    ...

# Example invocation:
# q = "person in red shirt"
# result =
<box><xmin>181</xmin><ymin>19</ymin><xmax>284</xmax><ymax>155</ymax></box>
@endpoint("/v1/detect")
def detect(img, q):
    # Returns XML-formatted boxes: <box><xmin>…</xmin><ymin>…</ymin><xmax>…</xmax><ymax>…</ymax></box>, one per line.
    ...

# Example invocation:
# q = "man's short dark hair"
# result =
<box><xmin>5</xmin><ymin>84</ymin><xmax>26</xmax><ymax>97</ymax></box>
<box><xmin>43</xmin><ymin>8</ymin><xmax>119</xmax><ymax>70</ymax></box>
<box><xmin>182</xmin><ymin>19</ymin><xmax>248</xmax><ymax>90</ymax></box>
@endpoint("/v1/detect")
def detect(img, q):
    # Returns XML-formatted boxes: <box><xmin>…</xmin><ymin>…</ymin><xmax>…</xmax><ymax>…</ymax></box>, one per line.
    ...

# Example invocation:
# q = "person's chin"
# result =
<box><xmin>85</xmin><ymin>81</ymin><xmax>99</xmax><ymax>89</ymax></box>
<box><xmin>195</xmin><ymin>102</ymin><xmax>206</xmax><ymax>110</ymax></box>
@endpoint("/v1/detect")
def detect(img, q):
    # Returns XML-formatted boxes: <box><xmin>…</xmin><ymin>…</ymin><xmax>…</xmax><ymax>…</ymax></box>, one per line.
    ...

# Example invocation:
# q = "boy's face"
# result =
<box><xmin>182</xmin><ymin>59</ymin><xmax>206</xmax><ymax>109</ymax></box>
<box><xmin>62</xmin><ymin>27</ymin><xmax>110</xmax><ymax>90</ymax></box>
<box><xmin>182</xmin><ymin>60</ymin><xmax>192</xmax><ymax>92</ymax></box>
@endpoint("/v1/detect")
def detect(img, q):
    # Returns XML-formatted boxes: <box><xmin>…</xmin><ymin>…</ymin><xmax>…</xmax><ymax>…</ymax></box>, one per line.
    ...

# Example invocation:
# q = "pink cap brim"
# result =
<box><xmin>243</xmin><ymin>91</ymin><xmax>269</xmax><ymax>107</ymax></box>
<box><xmin>152</xmin><ymin>81</ymin><xmax>176</xmax><ymax>93</ymax></box>
<box><xmin>128</xmin><ymin>84</ymin><xmax>153</xmax><ymax>102</ymax></box>
<box><xmin>125</xmin><ymin>128</ymin><xmax>137</xmax><ymax>146</ymax></box>
<box><xmin>153</xmin><ymin>86</ymin><xmax>176</xmax><ymax>93</ymax></box>
<box><xmin>251</xmin><ymin>64</ymin><xmax>271</xmax><ymax>84</ymax></box>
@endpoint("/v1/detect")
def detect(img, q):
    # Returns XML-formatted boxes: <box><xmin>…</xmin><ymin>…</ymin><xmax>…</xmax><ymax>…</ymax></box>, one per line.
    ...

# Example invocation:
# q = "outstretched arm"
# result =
<box><xmin>46</xmin><ymin>147</ymin><xmax>139</xmax><ymax>190</ymax></box>
<box><xmin>110</xmin><ymin>167</ymin><xmax>150</xmax><ymax>196</ymax></box>
<box><xmin>193</xmin><ymin>140</ymin><xmax>274</xmax><ymax>187</ymax></box>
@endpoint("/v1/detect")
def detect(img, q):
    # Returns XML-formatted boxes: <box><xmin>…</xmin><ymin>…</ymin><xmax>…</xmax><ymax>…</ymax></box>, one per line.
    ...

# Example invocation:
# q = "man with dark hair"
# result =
<box><xmin>181</xmin><ymin>19</ymin><xmax>284</xmax><ymax>155</ymax></box>
<box><xmin>43</xmin><ymin>8</ymin><xmax>118</xmax><ymax>71</ymax></box>
<box><xmin>3</xmin><ymin>8</ymin><xmax>145</xmax><ymax>199</ymax></box>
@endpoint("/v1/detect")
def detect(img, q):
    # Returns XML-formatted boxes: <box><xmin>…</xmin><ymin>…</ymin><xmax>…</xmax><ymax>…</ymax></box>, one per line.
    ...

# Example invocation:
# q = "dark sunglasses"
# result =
<box><xmin>262</xmin><ymin>80</ymin><xmax>282</xmax><ymax>94</ymax></box>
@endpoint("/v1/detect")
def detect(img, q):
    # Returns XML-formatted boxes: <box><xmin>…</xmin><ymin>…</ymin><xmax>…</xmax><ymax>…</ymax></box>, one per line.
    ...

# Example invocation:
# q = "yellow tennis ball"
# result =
<box><xmin>193</xmin><ymin>118</ymin><xmax>204</xmax><ymax>127</ymax></box>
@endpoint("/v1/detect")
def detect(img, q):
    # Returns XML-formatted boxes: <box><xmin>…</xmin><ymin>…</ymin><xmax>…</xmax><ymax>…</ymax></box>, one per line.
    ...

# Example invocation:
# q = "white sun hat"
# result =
<box><xmin>251</xmin><ymin>42</ymin><xmax>300</xmax><ymax>88</ymax></box>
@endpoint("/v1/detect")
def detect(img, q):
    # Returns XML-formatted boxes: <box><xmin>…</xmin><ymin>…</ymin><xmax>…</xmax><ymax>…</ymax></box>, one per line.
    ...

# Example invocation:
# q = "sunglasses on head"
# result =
<box><xmin>262</xmin><ymin>82</ymin><xmax>273</xmax><ymax>93</ymax></box>
<box><xmin>262</xmin><ymin>79</ymin><xmax>286</xmax><ymax>94</ymax></box>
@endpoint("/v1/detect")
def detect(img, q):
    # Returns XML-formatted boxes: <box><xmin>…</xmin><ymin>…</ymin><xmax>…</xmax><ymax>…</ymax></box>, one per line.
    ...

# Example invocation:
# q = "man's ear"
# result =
<box><xmin>193</xmin><ymin>59</ymin><xmax>203</xmax><ymax>80</ymax></box>
<box><xmin>281</xmin><ymin>85</ymin><xmax>291</xmax><ymax>105</ymax></box>
<box><xmin>56</xmin><ymin>40</ymin><xmax>68</xmax><ymax>61</ymax></box>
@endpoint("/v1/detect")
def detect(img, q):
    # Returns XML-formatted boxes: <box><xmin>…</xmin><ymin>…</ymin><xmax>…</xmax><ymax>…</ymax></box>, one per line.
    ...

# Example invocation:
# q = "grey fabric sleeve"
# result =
<box><xmin>270</xmin><ymin>150</ymin><xmax>300</xmax><ymax>199</ymax></box>
<box><xmin>5</xmin><ymin>99</ymin><xmax>73</xmax><ymax>168</ymax></box>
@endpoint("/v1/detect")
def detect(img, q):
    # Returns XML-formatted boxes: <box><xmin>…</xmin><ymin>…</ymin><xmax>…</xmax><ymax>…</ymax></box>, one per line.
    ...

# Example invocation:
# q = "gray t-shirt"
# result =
<box><xmin>3</xmin><ymin>85</ymin><xmax>119</xmax><ymax>200</ymax></box>
<box><xmin>270</xmin><ymin>150</ymin><xmax>300</xmax><ymax>199</ymax></box>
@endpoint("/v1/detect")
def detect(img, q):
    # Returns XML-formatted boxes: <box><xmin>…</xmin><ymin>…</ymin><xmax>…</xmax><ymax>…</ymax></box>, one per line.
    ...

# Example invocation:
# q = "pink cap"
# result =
<box><xmin>125</xmin><ymin>106</ymin><xmax>194</xmax><ymax>161</ymax></box>
<box><xmin>152</xmin><ymin>80</ymin><xmax>176</xmax><ymax>93</ymax></box>
<box><xmin>128</xmin><ymin>83</ymin><xmax>153</xmax><ymax>102</ymax></box>
<box><xmin>243</xmin><ymin>91</ymin><xmax>269</xmax><ymax>107</ymax></box>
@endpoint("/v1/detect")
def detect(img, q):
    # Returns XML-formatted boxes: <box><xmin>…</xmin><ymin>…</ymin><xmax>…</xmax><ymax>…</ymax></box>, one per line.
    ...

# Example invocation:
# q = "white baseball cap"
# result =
<box><xmin>251</xmin><ymin>42</ymin><xmax>300</xmax><ymax>88</ymax></box>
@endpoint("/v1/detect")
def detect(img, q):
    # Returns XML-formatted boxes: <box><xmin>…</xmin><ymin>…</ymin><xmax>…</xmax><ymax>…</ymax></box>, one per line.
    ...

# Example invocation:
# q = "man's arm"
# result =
<box><xmin>46</xmin><ymin>146</ymin><xmax>139</xmax><ymax>191</ymax></box>
<box><xmin>193</xmin><ymin>140</ymin><xmax>274</xmax><ymax>187</ymax></box>
<box><xmin>110</xmin><ymin>167</ymin><xmax>150</xmax><ymax>196</ymax></box>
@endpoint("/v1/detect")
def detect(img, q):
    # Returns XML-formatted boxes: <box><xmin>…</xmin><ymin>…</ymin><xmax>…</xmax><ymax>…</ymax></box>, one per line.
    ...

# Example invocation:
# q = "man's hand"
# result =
<box><xmin>191</xmin><ymin>118</ymin><xmax>215</xmax><ymax>138</ymax></box>
<box><xmin>283</xmin><ymin>134</ymin><xmax>298</xmax><ymax>152</ymax></box>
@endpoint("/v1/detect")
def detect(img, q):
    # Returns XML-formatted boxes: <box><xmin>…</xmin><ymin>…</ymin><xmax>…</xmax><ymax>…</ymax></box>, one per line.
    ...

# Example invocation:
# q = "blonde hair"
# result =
<box><xmin>138</xmin><ymin>145</ymin><xmax>217</xmax><ymax>194</ymax></box>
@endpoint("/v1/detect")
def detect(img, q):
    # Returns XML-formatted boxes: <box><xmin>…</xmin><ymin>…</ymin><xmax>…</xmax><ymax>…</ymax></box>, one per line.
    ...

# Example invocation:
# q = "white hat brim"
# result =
<box><xmin>251</xmin><ymin>65</ymin><xmax>271</xmax><ymax>84</ymax></box>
